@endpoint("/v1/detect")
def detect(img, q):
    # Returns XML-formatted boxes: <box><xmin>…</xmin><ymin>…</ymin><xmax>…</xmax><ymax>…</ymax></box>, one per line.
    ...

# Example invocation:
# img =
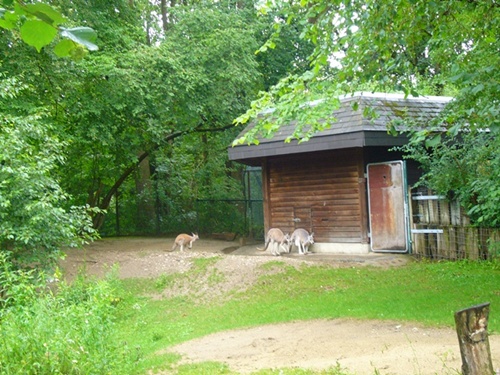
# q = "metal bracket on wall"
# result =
<box><xmin>411</xmin><ymin>229</ymin><xmax>444</xmax><ymax>234</ymax></box>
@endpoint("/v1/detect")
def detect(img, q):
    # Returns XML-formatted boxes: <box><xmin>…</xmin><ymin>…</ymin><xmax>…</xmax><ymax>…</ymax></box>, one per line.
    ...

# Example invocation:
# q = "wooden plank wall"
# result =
<box><xmin>266</xmin><ymin>149</ymin><xmax>367</xmax><ymax>243</ymax></box>
<box><xmin>410</xmin><ymin>188</ymin><xmax>500</xmax><ymax>260</ymax></box>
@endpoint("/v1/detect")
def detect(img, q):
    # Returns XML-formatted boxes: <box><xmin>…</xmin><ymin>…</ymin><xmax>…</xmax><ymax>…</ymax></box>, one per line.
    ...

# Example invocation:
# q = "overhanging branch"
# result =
<box><xmin>91</xmin><ymin>122</ymin><xmax>236</xmax><ymax>229</ymax></box>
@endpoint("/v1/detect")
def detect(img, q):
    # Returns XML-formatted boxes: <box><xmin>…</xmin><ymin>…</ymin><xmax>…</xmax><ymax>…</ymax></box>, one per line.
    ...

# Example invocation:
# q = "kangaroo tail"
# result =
<box><xmin>256</xmin><ymin>240</ymin><xmax>269</xmax><ymax>251</ymax></box>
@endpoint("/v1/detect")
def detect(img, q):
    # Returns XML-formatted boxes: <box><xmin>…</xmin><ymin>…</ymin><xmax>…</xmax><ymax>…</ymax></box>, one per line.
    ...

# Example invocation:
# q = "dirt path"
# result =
<box><xmin>60</xmin><ymin>237</ymin><xmax>500</xmax><ymax>375</ymax></box>
<box><xmin>168</xmin><ymin>319</ymin><xmax>491</xmax><ymax>375</ymax></box>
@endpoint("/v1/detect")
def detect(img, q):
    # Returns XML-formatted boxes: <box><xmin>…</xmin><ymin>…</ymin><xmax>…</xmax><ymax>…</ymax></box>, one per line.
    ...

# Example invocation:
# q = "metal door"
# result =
<box><xmin>367</xmin><ymin>161</ymin><xmax>409</xmax><ymax>253</ymax></box>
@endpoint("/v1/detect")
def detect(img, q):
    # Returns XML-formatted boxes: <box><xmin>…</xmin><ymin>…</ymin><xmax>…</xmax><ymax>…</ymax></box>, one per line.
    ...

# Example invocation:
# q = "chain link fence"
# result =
<box><xmin>195</xmin><ymin>198</ymin><xmax>264</xmax><ymax>240</ymax></box>
<box><xmin>101</xmin><ymin>167</ymin><xmax>264</xmax><ymax>239</ymax></box>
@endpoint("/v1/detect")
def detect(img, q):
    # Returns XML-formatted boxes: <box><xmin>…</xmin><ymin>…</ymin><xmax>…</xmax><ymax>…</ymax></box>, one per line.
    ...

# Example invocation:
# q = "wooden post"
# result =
<box><xmin>454</xmin><ymin>303</ymin><xmax>495</xmax><ymax>375</ymax></box>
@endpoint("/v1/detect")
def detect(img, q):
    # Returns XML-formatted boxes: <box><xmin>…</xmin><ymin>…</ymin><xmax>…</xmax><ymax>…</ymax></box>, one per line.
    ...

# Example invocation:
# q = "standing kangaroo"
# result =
<box><xmin>290</xmin><ymin>228</ymin><xmax>314</xmax><ymax>255</ymax></box>
<box><xmin>257</xmin><ymin>228</ymin><xmax>291</xmax><ymax>256</ymax></box>
<box><xmin>171</xmin><ymin>233</ymin><xmax>199</xmax><ymax>252</ymax></box>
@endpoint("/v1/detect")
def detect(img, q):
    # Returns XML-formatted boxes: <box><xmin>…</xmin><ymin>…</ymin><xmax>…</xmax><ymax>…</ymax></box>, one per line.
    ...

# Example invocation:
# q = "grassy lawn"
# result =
<box><xmin>113</xmin><ymin>259</ymin><xmax>500</xmax><ymax>374</ymax></box>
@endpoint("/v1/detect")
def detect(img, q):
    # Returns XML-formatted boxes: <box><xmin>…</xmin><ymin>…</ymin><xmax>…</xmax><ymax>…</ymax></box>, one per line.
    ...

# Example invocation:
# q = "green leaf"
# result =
<box><xmin>20</xmin><ymin>19</ymin><xmax>57</xmax><ymax>52</ymax></box>
<box><xmin>387</xmin><ymin>122</ymin><xmax>398</xmax><ymax>136</ymax></box>
<box><xmin>0</xmin><ymin>18</ymin><xmax>14</xmax><ymax>30</ymax></box>
<box><xmin>258</xmin><ymin>45</ymin><xmax>268</xmax><ymax>53</ymax></box>
<box><xmin>0</xmin><ymin>9</ymin><xmax>19</xmax><ymax>30</ymax></box>
<box><xmin>447</xmin><ymin>123</ymin><xmax>461</xmax><ymax>137</ymax></box>
<box><xmin>471</xmin><ymin>83</ymin><xmax>484</xmax><ymax>95</ymax></box>
<box><xmin>425</xmin><ymin>134</ymin><xmax>441</xmax><ymax>148</ymax></box>
<box><xmin>24</xmin><ymin>3</ymin><xmax>66</xmax><ymax>26</ymax></box>
<box><xmin>60</xmin><ymin>27</ymin><xmax>98</xmax><ymax>51</ymax></box>
<box><xmin>53</xmin><ymin>39</ymin><xmax>75</xmax><ymax>57</ymax></box>
<box><xmin>301</xmin><ymin>70</ymin><xmax>315</xmax><ymax>81</ymax></box>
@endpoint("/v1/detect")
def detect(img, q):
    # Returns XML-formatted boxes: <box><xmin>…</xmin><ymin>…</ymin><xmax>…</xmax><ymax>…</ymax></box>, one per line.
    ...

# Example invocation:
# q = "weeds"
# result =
<box><xmin>0</xmin><ymin>254</ymin><xmax>134</xmax><ymax>374</ymax></box>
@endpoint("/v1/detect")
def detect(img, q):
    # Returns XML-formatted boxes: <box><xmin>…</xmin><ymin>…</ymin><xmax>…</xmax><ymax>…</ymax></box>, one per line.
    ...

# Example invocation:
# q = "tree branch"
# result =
<box><xmin>91</xmin><ymin>123</ymin><xmax>236</xmax><ymax>229</ymax></box>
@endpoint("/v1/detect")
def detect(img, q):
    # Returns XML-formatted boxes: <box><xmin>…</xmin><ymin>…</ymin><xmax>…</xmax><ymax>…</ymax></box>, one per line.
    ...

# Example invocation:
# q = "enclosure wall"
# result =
<box><xmin>264</xmin><ymin>149</ymin><xmax>368</xmax><ymax>243</ymax></box>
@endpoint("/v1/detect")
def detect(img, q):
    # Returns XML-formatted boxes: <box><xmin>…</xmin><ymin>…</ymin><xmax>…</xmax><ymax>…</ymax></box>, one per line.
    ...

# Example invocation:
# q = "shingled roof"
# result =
<box><xmin>228</xmin><ymin>92</ymin><xmax>452</xmax><ymax>165</ymax></box>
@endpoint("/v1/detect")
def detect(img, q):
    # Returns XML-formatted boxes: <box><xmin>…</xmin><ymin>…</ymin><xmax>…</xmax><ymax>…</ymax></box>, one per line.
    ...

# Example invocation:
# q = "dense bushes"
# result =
<box><xmin>0</xmin><ymin>253</ymin><xmax>132</xmax><ymax>374</ymax></box>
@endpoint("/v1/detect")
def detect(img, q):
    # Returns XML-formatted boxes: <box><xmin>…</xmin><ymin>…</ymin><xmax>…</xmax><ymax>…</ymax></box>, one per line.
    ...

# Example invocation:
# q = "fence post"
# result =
<box><xmin>454</xmin><ymin>303</ymin><xmax>495</xmax><ymax>375</ymax></box>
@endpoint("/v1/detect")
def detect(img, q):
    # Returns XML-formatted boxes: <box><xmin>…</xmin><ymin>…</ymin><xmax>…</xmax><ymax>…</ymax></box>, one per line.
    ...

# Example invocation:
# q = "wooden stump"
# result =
<box><xmin>454</xmin><ymin>303</ymin><xmax>495</xmax><ymax>375</ymax></box>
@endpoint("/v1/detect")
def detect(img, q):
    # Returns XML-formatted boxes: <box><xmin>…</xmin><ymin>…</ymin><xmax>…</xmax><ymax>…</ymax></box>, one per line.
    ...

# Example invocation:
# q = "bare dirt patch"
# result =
<box><xmin>168</xmin><ymin>318</ymin><xmax>495</xmax><ymax>375</ymax></box>
<box><xmin>60</xmin><ymin>237</ymin><xmax>500</xmax><ymax>375</ymax></box>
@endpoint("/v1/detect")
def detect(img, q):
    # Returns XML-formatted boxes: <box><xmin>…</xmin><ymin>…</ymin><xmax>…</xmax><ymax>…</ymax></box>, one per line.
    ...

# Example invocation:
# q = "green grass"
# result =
<box><xmin>113</xmin><ymin>259</ymin><xmax>500</xmax><ymax>374</ymax></box>
<box><xmin>0</xmin><ymin>265</ymin><xmax>134</xmax><ymax>375</ymax></box>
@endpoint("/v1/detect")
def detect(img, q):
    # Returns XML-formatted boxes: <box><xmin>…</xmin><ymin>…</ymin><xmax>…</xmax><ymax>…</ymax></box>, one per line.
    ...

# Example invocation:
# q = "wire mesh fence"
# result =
<box><xmin>195</xmin><ymin>199</ymin><xmax>264</xmax><ymax>240</ymax></box>
<box><xmin>100</xmin><ymin>167</ymin><xmax>265</xmax><ymax>238</ymax></box>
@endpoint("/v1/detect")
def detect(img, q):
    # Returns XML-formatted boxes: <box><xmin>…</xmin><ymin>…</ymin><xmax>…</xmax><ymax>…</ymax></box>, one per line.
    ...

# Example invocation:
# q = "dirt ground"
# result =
<box><xmin>60</xmin><ymin>237</ymin><xmax>500</xmax><ymax>375</ymax></box>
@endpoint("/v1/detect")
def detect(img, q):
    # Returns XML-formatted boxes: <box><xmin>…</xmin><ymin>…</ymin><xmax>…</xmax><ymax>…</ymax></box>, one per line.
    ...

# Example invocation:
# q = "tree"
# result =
<box><xmin>234</xmin><ymin>0</ymin><xmax>500</xmax><ymax>226</ymax></box>
<box><xmin>1</xmin><ymin>0</ymin><xmax>319</xmax><ymax>238</ymax></box>
<box><xmin>49</xmin><ymin>2</ymin><xmax>265</xmax><ymax>231</ymax></box>
<box><xmin>0</xmin><ymin>74</ymin><xmax>97</xmax><ymax>267</ymax></box>
<box><xmin>0</xmin><ymin>1</ymin><xmax>102</xmax><ymax>267</ymax></box>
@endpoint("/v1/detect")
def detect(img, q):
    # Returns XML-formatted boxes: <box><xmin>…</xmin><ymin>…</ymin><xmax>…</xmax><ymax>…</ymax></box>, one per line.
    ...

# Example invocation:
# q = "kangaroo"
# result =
<box><xmin>290</xmin><ymin>228</ymin><xmax>314</xmax><ymax>255</ymax></box>
<box><xmin>257</xmin><ymin>228</ymin><xmax>291</xmax><ymax>256</ymax></box>
<box><xmin>171</xmin><ymin>233</ymin><xmax>199</xmax><ymax>252</ymax></box>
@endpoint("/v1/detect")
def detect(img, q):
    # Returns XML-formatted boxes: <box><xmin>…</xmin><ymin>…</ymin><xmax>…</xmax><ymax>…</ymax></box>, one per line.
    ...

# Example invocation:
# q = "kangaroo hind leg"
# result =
<box><xmin>299</xmin><ymin>243</ymin><xmax>305</xmax><ymax>255</ymax></box>
<box><xmin>272</xmin><ymin>241</ymin><xmax>281</xmax><ymax>256</ymax></box>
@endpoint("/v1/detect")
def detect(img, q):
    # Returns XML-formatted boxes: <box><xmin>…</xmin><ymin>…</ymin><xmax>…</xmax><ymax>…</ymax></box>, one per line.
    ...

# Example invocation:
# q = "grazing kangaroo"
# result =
<box><xmin>257</xmin><ymin>228</ymin><xmax>291</xmax><ymax>256</ymax></box>
<box><xmin>171</xmin><ymin>233</ymin><xmax>199</xmax><ymax>252</ymax></box>
<box><xmin>290</xmin><ymin>228</ymin><xmax>314</xmax><ymax>255</ymax></box>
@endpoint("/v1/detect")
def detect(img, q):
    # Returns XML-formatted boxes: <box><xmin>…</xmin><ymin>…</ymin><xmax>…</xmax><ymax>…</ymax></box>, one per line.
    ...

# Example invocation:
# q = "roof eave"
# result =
<box><xmin>228</xmin><ymin>131</ymin><xmax>408</xmax><ymax>163</ymax></box>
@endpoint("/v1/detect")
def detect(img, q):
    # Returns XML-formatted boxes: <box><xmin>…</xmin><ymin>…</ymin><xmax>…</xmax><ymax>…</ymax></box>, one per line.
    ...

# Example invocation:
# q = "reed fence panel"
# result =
<box><xmin>409</xmin><ymin>188</ymin><xmax>500</xmax><ymax>260</ymax></box>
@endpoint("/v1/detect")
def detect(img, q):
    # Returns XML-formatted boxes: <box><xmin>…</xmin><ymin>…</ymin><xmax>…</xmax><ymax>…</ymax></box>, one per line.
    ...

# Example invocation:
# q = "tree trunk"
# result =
<box><xmin>454</xmin><ymin>303</ymin><xmax>495</xmax><ymax>375</ymax></box>
<box><xmin>135</xmin><ymin>153</ymin><xmax>156</xmax><ymax>233</ymax></box>
<box><xmin>91</xmin><ymin>150</ymin><xmax>150</xmax><ymax>230</ymax></box>
<box><xmin>161</xmin><ymin>0</ymin><xmax>168</xmax><ymax>32</ymax></box>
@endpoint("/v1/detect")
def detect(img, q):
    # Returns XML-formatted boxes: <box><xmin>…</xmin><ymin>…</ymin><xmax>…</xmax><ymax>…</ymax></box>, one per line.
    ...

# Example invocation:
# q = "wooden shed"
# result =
<box><xmin>229</xmin><ymin>92</ymin><xmax>452</xmax><ymax>254</ymax></box>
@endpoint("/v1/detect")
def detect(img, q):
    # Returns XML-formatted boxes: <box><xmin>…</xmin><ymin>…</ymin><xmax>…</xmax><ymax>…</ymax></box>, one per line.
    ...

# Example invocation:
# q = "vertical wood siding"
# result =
<box><xmin>266</xmin><ymin>149</ymin><xmax>367</xmax><ymax>243</ymax></box>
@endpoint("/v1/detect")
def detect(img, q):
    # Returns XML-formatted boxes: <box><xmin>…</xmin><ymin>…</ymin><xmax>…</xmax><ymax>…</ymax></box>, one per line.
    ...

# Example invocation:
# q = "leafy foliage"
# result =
<box><xmin>0</xmin><ymin>74</ymin><xmax>98</xmax><ymax>267</ymax></box>
<box><xmin>0</xmin><ymin>0</ymin><xmax>97</xmax><ymax>57</ymax></box>
<box><xmin>47</xmin><ymin>2</ymin><xmax>266</xmax><ymax>232</ymax></box>
<box><xmin>254</xmin><ymin>10</ymin><xmax>315</xmax><ymax>91</ymax></box>
<box><xmin>236</xmin><ymin>0</ymin><xmax>499</xmax><ymax>139</ymax></box>
<box><xmin>0</xmin><ymin>252</ymin><xmax>43</xmax><ymax>311</ymax></box>
<box><xmin>402</xmin><ymin>130</ymin><xmax>500</xmax><ymax>227</ymax></box>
